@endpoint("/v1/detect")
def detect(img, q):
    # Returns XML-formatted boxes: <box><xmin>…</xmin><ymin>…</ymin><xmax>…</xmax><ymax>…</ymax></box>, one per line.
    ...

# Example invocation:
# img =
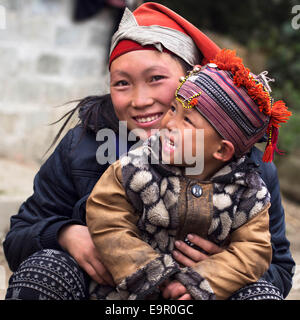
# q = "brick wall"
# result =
<box><xmin>0</xmin><ymin>0</ymin><xmax>114</xmax><ymax>163</ymax></box>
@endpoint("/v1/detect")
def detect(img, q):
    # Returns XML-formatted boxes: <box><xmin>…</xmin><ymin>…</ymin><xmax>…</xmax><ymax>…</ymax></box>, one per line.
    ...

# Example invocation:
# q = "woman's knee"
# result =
<box><xmin>5</xmin><ymin>249</ymin><xmax>89</xmax><ymax>300</ymax></box>
<box><xmin>228</xmin><ymin>279</ymin><xmax>283</xmax><ymax>300</ymax></box>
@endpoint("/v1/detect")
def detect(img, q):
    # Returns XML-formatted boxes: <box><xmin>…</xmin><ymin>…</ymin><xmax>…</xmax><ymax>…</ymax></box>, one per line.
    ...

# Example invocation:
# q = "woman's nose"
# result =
<box><xmin>131</xmin><ymin>86</ymin><xmax>154</xmax><ymax>108</ymax></box>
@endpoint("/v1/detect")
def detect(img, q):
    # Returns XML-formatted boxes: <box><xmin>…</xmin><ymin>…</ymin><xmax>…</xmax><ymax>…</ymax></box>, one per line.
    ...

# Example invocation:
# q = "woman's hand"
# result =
<box><xmin>160</xmin><ymin>280</ymin><xmax>192</xmax><ymax>300</ymax></box>
<box><xmin>58</xmin><ymin>224</ymin><xmax>114</xmax><ymax>286</ymax></box>
<box><xmin>172</xmin><ymin>234</ymin><xmax>223</xmax><ymax>267</ymax></box>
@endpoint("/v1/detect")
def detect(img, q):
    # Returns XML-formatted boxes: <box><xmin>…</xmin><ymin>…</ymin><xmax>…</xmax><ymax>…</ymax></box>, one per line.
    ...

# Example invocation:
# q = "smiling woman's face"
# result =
<box><xmin>110</xmin><ymin>50</ymin><xmax>186</xmax><ymax>140</ymax></box>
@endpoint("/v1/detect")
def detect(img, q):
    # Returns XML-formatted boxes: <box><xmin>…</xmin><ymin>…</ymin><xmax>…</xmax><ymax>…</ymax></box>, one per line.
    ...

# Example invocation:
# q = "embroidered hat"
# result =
<box><xmin>176</xmin><ymin>49</ymin><xmax>292</xmax><ymax>162</ymax></box>
<box><xmin>109</xmin><ymin>2</ymin><xmax>220</xmax><ymax>67</ymax></box>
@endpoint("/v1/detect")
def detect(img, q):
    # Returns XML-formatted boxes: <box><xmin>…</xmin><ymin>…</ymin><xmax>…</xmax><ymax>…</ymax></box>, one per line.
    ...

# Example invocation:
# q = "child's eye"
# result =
<box><xmin>184</xmin><ymin>116</ymin><xmax>193</xmax><ymax>125</ymax></box>
<box><xmin>170</xmin><ymin>105</ymin><xmax>176</xmax><ymax>113</ymax></box>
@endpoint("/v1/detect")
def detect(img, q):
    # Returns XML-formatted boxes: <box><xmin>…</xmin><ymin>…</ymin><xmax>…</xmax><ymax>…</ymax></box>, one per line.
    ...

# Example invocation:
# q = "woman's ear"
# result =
<box><xmin>213</xmin><ymin>140</ymin><xmax>235</xmax><ymax>162</ymax></box>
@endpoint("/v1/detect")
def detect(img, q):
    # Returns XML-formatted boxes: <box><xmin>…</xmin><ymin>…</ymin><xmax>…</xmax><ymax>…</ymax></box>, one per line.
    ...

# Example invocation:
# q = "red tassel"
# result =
<box><xmin>263</xmin><ymin>127</ymin><xmax>273</xmax><ymax>162</ymax></box>
<box><xmin>262</xmin><ymin>101</ymin><xmax>292</xmax><ymax>162</ymax></box>
<box><xmin>262</xmin><ymin>126</ymin><xmax>285</xmax><ymax>162</ymax></box>
<box><xmin>270</xmin><ymin>126</ymin><xmax>285</xmax><ymax>155</ymax></box>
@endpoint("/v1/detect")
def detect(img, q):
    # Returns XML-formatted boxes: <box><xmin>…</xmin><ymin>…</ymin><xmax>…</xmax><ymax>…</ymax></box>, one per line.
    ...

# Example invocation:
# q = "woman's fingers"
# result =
<box><xmin>84</xmin><ymin>262</ymin><xmax>106</xmax><ymax>285</ymax></box>
<box><xmin>187</xmin><ymin>234</ymin><xmax>223</xmax><ymax>255</ymax></box>
<box><xmin>174</xmin><ymin>241</ymin><xmax>208</xmax><ymax>263</ymax></box>
<box><xmin>173</xmin><ymin>249</ymin><xmax>197</xmax><ymax>267</ymax></box>
<box><xmin>173</xmin><ymin>235</ymin><xmax>223</xmax><ymax>265</ymax></box>
<box><xmin>89</xmin><ymin>257</ymin><xmax>115</xmax><ymax>286</ymax></box>
<box><xmin>84</xmin><ymin>259</ymin><xmax>114</xmax><ymax>286</ymax></box>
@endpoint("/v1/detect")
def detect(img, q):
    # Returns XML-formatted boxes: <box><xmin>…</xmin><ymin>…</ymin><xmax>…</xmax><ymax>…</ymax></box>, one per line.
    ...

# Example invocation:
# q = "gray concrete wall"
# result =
<box><xmin>0</xmin><ymin>1</ymin><xmax>115</xmax><ymax>297</ymax></box>
<box><xmin>0</xmin><ymin>0</ymin><xmax>113</xmax><ymax>163</ymax></box>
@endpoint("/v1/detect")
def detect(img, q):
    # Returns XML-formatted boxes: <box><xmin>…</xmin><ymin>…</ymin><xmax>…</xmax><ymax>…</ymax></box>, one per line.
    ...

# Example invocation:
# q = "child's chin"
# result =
<box><xmin>130</xmin><ymin>128</ymin><xmax>153</xmax><ymax>141</ymax></box>
<box><xmin>161</xmin><ymin>152</ymin><xmax>185</xmax><ymax>167</ymax></box>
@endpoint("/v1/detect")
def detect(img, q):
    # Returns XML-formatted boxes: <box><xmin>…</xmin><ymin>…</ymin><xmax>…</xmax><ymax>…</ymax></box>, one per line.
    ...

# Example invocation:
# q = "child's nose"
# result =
<box><xmin>165</xmin><ymin>113</ymin><xmax>180</xmax><ymax>131</ymax></box>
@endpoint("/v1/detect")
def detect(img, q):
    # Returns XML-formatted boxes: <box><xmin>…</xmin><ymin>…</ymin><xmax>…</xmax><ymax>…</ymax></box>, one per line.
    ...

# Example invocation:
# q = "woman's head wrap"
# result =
<box><xmin>109</xmin><ymin>2</ymin><xmax>220</xmax><ymax>67</ymax></box>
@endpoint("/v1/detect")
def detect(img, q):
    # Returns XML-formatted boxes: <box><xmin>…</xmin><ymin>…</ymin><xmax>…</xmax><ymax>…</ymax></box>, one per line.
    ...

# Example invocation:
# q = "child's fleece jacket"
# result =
<box><xmin>86</xmin><ymin>134</ymin><xmax>272</xmax><ymax>300</ymax></box>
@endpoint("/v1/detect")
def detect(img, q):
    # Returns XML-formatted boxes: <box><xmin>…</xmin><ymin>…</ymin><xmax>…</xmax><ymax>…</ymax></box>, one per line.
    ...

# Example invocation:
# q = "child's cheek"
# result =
<box><xmin>160</xmin><ymin>113</ymin><xmax>170</xmax><ymax>129</ymax></box>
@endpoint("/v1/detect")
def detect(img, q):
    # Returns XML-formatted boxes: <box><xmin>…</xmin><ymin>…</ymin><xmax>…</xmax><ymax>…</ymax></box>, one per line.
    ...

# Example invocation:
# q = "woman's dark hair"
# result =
<box><xmin>44</xmin><ymin>94</ymin><xmax>118</xmax><ymax>156</ymax></box>
<box><xmin>172</xmin><ymin>55</ymin><xmax>194</xmax><ymax>74</ymax></box>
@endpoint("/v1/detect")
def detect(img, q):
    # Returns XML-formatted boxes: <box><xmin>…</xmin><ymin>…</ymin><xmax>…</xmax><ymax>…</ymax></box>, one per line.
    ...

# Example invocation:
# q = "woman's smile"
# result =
<box><xmin>133</xmin><ymin>112</ymin><xmax>163</xmax><ymax>126</ymax></box>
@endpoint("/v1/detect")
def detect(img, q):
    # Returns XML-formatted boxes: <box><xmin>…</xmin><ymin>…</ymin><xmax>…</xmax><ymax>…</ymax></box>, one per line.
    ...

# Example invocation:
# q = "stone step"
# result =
<box><xmin>0</xmin><ymin>198</ymin><xmax>23</xmax><ymax>237</ymax></box>
<box><xmin>0</xmin><ymin>157</ymin><xmax>38</xmax><ymax>235</ymax></box>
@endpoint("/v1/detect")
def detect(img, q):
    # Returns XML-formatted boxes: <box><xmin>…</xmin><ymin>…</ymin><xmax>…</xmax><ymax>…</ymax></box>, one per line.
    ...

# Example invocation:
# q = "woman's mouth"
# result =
<box><xmin>133</xmin><ymin>113</ymin><xmax>163</xmax><ymax>126</ymax></box>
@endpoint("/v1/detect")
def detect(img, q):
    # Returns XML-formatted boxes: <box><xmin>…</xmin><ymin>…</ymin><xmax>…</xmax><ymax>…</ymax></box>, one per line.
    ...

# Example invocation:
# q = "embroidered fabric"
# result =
<box><xmin>5</xmin><ymin>249</ymin><xmax>89</xmax><ymax>300</ymax></box>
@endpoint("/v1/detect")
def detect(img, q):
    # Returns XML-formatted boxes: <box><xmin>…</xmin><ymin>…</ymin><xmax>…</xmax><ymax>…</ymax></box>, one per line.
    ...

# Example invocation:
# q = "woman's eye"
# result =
<box><xmin>170</xmin><ymin>105</ymin><xmax>176</xmax><ymax>113</ymax></box>
<box><xmin>113</xmin><ymin>80</ymin><xmax>129</xmax><ymax>87</ymax></box>
<box><xmin>151</xmin><ymin>75</ymin><xmax>165</xmax><ymax>82</ymax></box>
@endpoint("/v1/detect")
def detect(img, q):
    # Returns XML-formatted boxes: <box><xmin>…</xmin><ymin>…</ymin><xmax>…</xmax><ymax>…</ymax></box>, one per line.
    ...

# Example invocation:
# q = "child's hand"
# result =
<box><xmin>160</xmin><ymin>280</ymin><xmax>192</xmax><ymax>300</ymax></box>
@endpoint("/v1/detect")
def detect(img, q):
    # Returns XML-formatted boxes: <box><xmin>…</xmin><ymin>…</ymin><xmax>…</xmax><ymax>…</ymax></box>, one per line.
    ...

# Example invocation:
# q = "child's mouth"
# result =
<box><xmin>165</xmin><ymin>138</ymin><xmax>175</xmax><ymax>149</ymax></box>
<box><xmin>162</xmin><ymin>136</ymin><xmax>177</xmax><ymax>153</ymax></box>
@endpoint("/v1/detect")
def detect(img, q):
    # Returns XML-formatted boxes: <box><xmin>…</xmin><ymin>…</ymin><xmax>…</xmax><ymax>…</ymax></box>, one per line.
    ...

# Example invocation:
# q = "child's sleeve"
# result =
<box><xmin>86</xmin><ymin>160</ymin><xmax>180</xmax><ymax>299</ymax></box>
<box><xmin>176</xmin><ymin>204</ymin><xmax>272</xmax><ymax>300</ymax></box>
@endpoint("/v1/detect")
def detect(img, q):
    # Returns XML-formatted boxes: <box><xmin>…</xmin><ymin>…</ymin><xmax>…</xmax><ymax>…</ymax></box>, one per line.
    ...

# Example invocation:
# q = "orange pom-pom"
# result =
<box><xmin>269</xmin><ymin>100</ymin><xmax>292</xmax><ymax>128</ymax></box>
<box><xmin>189</xmin><ymin>98</ymin><xmax>198</xmax><ymax>106</ymax></box>
<box><xmin>211</xmin><ymin>49</ymin><xmax>243</xmax><ymax>72</ymax></box>
<box><xmin>210</xmin><ymin>49</ymin><xmax>272</xmax><ymax>117</ymax></box>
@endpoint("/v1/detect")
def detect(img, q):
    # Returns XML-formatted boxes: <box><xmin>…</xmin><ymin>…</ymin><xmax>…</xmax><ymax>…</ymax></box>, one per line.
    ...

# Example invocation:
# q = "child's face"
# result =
<box><xmin>160</xmin><ymin>99</ymin><xmax>222</xmax><ymax>168</ymax></box>
<box><xmin>110</xmin><ymin>50</ymin><xmax>186</xmax><ymax>140</ymax></box>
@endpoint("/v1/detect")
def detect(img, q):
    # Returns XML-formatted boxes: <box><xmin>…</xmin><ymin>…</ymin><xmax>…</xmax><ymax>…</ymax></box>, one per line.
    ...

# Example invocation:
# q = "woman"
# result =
<box><xmin>3</xmin><ymin>2</ymin><xmax>294</xmax><ymax>300</ymax></box>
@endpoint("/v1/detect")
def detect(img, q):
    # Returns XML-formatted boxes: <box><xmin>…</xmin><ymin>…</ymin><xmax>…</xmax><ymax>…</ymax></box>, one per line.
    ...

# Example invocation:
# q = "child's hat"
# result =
<box><xmin>176</xmin><ymin>49</ymin><xmax>292</xmax><ymax>162</ymax></box>
<box><xmin>109</xmin><ymin>2</ymin><xmax>220</xmax><ymax>67</ymax></box>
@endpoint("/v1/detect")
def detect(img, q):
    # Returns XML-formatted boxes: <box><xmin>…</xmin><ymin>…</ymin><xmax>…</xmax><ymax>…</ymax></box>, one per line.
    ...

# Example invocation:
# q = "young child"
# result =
<box><xmin>86</xmin><ymin>49</ymin><xmax>291</xmax><ymax>300</ymax></box>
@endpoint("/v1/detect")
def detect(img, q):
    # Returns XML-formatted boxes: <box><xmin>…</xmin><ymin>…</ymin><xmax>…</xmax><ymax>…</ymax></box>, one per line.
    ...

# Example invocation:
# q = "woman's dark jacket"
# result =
<box><xmin>3</xmin><ymin>95</ymin><xmax>295</xmax><ymax>298</ymax></box>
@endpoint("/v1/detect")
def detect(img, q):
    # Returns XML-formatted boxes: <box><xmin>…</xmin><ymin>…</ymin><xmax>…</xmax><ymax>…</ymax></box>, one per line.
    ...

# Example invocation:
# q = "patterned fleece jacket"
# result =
<box><xmin>86</xmin><ymin>134</ymin><xmax>272</xmax><ymax>300</ymax></box>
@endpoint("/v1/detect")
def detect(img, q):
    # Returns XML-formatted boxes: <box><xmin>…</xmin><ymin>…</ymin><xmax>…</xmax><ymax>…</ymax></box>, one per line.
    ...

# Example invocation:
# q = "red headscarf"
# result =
<box><xmin>109</xmin><ymin>2</ymin><xmax>220</xmax><ymax>67</ymax></box>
